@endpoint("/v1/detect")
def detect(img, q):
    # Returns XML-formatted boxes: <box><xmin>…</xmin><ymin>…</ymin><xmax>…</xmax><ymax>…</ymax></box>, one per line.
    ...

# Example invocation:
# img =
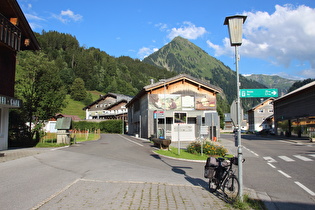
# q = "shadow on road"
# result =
<box><xmin>150</xmin><ymin>154</ymin><xmax>231</xmax><ymax>203</ymax></box>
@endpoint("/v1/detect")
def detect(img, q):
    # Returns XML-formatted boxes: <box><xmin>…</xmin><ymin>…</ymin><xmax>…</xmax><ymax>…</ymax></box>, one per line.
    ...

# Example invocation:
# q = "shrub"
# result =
<box><xmin>186</xmin><ymin>141</ymin><xmax>227</xmax><ymax>156</ymax></box>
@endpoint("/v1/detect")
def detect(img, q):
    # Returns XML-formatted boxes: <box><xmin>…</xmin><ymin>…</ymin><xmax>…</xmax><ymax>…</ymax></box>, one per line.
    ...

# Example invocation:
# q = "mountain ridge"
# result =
<box><xmin>143</xmin><ymin>36</ymin><xmax>266</xmax><ymax>110</ymax></box>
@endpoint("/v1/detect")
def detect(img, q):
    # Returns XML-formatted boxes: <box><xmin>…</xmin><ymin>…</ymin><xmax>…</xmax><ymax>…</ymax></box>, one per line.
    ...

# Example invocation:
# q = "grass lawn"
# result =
<box><xmin>155</xmin><ymin>146</ymin><xmax>208</xmax><ymax>161</ymax></box>
<box><xmin>61</xmin><ymin>91</ymin><xmax>105</xmax><ymax>119</ymax></box>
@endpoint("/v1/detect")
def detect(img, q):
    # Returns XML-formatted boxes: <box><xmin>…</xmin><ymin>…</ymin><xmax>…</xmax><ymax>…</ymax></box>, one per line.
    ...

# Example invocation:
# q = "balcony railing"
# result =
<box><xmin>0</xmin><ymin>13</ymin><xmax>21</xmax><ymax>51</ymax></box>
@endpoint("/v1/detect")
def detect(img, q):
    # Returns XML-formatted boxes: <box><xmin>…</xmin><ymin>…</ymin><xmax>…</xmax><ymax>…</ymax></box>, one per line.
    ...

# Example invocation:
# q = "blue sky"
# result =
<box><xmin>18</xmin><ymin>0</ymin><xmax>315</xmax><ymax>80</ymax></box>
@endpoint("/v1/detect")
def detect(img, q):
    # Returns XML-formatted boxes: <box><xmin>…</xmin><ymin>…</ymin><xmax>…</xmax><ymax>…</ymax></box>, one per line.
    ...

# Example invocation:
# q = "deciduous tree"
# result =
<box><xmin>15</xmin><ymin>51</ymin><xmax>67</xmax><ymax>141</ymax></box>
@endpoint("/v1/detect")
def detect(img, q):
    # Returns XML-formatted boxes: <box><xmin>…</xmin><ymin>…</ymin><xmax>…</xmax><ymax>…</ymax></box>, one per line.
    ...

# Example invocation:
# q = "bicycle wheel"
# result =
<box><xmin>223</xmin><ymin>175</ymin><xmax>239</xmax><ymax>200</ymax></box>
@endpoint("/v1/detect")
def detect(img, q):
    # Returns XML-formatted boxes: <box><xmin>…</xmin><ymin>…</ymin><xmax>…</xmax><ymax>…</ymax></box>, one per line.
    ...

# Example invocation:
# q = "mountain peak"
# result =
<box><xmin>142</xmin><ymin>36</ymin><xmax>266</xmax><ymax>109</ymax></box>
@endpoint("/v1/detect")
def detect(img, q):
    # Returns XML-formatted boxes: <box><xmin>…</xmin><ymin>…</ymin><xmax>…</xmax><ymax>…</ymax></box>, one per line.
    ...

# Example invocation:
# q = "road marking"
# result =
<box><xmin>267</xmin><ymin>163</ymin><xmax>276</xmax><ymax>168</ymax></box>
<box><xmin>309</xmin><ymin>154</ymin><xmax>315</xmax><ymax>158</ymax></box>
<box><xmin>295</xmin><ymin>182</ymin><xmax>315</xmax><ymax>196</ymax></box>
<box><xmin>263</xmin><ymin>156</ymin><xmax>277</xmax><ymax>163</ymax></box>
<box><xmin>244</xmin><ymin>146</ymin><xmax>259</xmax><ymax>156</ymax></box>
<box><xmin>280</xmin><ymin>140</ymin><xmax>296</xmax><ymax>145</ymax></box>
<box><xmin>294</xmin><ymin>155</ymin><xmax>313</xmax><ymax>161</ymax></box>
<box><xmin>279</xmin><ymin>156</ymin><xmax>295</xmax><ymax>162</ymax></box>
<box><xmin>120</xmin><ymin>135</ymin><xmax>144</xmax><ymax>147</ymax></box>
<box><xmin>278</xmin><ymin>170</ymin><xmax>291</xmax><ymax>178</ymax></box>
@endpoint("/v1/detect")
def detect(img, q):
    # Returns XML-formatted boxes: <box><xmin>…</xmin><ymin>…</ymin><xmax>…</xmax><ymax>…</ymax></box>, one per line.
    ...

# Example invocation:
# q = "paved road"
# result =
<box><xmin>220</xmin><ymin>134</ymin><xmax>315</xmax><ymax>210</ymax></box>
<box><xmin>0</xmin><ymin>134</ymin><xmax>235</xmax><ymax>210</ymax></box>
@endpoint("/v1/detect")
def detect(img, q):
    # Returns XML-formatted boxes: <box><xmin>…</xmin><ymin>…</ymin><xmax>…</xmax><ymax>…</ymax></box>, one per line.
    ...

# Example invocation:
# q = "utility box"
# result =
<box><xmin>56</xmin><ymin>117</ymin><xmax>72</xmax><ymax>144</ymax></box>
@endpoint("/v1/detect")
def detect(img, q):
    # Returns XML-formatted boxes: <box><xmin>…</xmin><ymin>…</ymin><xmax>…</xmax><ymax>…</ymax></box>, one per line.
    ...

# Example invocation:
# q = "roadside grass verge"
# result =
<box><xmin>155</xmin><ymin>146</ymin><xmax>208</xmax><ymax>161</ymax></box>
<box><xmin>36</xmin><ymin>133</ymin><xmax>100</xmax><ymax>147</ymax></box>
<box><xmin>233</xmin><ymin>194</ymin><xmax>266</xmax><ymax>210</ymax></box>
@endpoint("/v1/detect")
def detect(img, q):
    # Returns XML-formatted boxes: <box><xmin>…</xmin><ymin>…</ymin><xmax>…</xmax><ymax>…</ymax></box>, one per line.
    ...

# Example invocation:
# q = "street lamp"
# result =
<box><xmin>224</xmin><ymin>15</ymin><xmax>247</xmax><ymax>201</ymax></box>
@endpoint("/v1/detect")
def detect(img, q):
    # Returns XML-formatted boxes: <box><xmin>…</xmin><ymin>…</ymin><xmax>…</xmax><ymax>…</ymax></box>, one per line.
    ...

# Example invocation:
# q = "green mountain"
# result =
<box><xmin>143</xmin><ymin>36</ymin><xmax>266</xmax><ymax>110</ymax></box>
<box><xmin>34</xmin><ymin>30</ymin><xmax>176</xmax><ymax>97</ymax></box>
<box><xmin>244</xmin><ymin>74</ymin><xmax>297</xmax><ymax>95</ymax></box>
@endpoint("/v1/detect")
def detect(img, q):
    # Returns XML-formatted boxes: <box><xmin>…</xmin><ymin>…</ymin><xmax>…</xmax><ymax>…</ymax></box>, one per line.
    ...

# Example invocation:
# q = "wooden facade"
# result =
<box><xmin>126</xmin><ymin>74</ymin><xmax>222</xmax><ymax>141</ymax></box>
<box><xmin>274</xmin><ymin>81</ymin><xmax>315</xmax><ymax>137</ymax></box>
<box><xmin>0</xmin><ymin>0</ymin><xmax>40</xmax><ymax>150</ymax></box>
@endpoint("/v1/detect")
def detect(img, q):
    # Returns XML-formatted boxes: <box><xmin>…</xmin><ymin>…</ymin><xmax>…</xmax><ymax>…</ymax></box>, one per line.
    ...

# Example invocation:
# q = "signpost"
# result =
<box><xmin>240</xmin><ymin>89</ymin><xmax>278</xmax><ymax>98</ymax></box>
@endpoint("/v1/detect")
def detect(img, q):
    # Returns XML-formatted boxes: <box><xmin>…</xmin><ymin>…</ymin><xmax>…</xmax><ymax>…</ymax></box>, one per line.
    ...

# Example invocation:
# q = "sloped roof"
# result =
<box><xmin>126</xmin><ymin>74</ymin><xmax>222</xmax><ymax>107</ymax></box>
<box><xmin>248</xmin><ymin>98</ymin><xmax>274</xmax><ymax>112</ymax></box>
<box><xmin>55</xmin><ymin>117</ymin><xmax>72</xmax><ymax>130</ymax></box>
<box><xmin>274</xmin><ymin>81</ymin><xmax>315</xmax><ymax>103</ymax></box>
<box><xmin>144</xmin><ymin>74</ymin><xmax>222</xmax><ymax>93</ymax></box>
<box><xmin>104</xmin><ymin>99</ymin><xmax>128</xmax><ymax>110</ymax></box>
<box><xmin>83</xmin><ymin>93</ymin><xmax>132</xmax><ymax>110</ymax></box>
<box><xmin>1</xmin><ymin>0</ymin><xmax>40</xmax><ymax>51</ymax></box>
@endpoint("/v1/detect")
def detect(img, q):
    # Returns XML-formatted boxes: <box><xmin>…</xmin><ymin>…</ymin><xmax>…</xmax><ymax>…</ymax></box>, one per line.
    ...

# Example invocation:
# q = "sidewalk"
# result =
<box><xmin>0</xmin><ymin>147</ymin><xmax>51</xmax><ymax>163</ymax></box>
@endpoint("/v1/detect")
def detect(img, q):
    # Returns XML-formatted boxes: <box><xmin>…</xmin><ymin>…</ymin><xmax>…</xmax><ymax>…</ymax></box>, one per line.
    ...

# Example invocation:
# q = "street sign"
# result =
<box><xmin>240</xmin><ymin>89</ymin><xmax>278</xmax><ymax>98</ymax></box>
<box><xmin>154</xmin><ymin>111</ymin><xmax>164</xmax><ymax>119</ymax></box>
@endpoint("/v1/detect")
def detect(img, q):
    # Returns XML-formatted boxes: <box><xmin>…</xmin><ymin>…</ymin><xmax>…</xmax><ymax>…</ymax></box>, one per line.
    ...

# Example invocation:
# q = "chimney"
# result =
<box><xmin>150</xmin><ymin>79</ymin><xmax>154</xmax><ymax>84</ymax></box>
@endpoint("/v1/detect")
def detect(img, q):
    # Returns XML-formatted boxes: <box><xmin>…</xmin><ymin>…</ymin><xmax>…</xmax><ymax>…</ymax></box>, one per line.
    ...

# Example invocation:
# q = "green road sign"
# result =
<box><xmin>240</xmin><ymin>89</ymin><xmax>278</xmax><ymax>98</ymax></box>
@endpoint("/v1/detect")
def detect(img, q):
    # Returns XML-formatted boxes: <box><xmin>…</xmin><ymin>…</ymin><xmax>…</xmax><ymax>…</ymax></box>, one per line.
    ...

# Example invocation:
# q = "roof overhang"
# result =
<box><xmin>1</xmin><ymin>0</ymin><xmax>40</xmax><ymax>51</ymax></box>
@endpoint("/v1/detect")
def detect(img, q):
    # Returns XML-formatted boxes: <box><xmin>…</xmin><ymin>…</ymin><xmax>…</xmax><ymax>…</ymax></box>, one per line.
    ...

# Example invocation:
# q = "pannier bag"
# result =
<box><xmin>232</xmin><ymin>157</ymin><xmax>239</xmax><ymax>165</ymax></box>
<box><xmin>204</xmin><ymin>157</ymin><xmax>218</xmax><ymax>178</ymax></box>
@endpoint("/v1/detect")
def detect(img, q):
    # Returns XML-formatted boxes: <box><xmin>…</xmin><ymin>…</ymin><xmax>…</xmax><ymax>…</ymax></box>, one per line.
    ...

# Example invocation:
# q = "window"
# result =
<box><xmin>268</xmin><ymin>109</ymin><xmax>273</xmax><ymax>113</ymax></box>
<box><xmin>258</xmin><ymin>109</ymin><xmax>264</xmax><ymax>113</ymax></box>
<box><xmin>174</xmin><ymin>112</ymin><xmax>187</xmax><ymax>124</ymax></box>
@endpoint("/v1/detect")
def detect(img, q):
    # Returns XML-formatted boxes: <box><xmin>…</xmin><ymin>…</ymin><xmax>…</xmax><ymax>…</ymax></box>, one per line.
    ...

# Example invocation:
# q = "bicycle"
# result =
<box><xmin>204</xmin><ymin>155</ymin><xmax>244</xmax><ymax>200</ymax></box>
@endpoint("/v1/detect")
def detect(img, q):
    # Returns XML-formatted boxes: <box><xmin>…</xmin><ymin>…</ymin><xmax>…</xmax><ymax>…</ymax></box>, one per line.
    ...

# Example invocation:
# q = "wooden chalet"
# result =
<box><xmin>83</xmin><ymin>93</ymin><xmax>132</xmax><ymax>120</ymax></box>
<box><xmin>0</xmin><ymin>0</ymin><xmax>40</xmax><ymax>150</ymax></box>
<box><xmin>126</xmin><ymin>74</ymin><xmax>222</xmax><ymax>141</ymax></box>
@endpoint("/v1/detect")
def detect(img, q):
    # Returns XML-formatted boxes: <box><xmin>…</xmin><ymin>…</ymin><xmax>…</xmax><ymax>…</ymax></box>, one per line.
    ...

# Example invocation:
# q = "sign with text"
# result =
<box><xmin>0</xmin><ymin>95</ymin><xmax>22</xmax><ymax>108</ymax></box>
<box><xmin>240</xmin><ymin>89</ymin><xmax>278</xmax><ymax>98</ymax></box>
<box><xmin>153</xmin><ymin>110</ymin><xmax>164</xmax><ymax>119</ymax></box>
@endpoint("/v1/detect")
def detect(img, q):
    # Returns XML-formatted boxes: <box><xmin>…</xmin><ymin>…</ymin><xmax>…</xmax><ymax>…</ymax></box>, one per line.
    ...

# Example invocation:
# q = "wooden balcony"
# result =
<box><xmin>0</xmin><ymin>13</ymin><xmax>21</xmax><ymax>51</ymax></box>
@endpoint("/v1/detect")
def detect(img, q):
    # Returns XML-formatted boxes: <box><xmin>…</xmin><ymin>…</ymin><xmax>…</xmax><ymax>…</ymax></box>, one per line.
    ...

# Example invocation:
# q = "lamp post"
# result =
<box><xmin>224</xmin><ymin>15</ymin><xmax>247</xmax><ymax>201</ymax></box>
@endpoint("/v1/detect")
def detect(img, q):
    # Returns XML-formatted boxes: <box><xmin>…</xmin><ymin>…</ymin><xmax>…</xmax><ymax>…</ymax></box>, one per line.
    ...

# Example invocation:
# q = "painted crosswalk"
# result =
<box><xmin>263</xmin><ymin>154</ymin><xmax>315</xmax><ymax>163</ymax></box>
<box><xmin>279</xmin><ymin>156</ymin><xmax>295</xmax><ymax>162</ymax></box>
<box><xmin>294</xmin><ymin>155</ymin><xmax>313</xmax><ymax>161</ymax></box>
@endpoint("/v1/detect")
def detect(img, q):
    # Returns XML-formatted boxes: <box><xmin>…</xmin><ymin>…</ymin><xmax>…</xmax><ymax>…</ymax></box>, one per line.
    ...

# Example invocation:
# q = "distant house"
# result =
<box><xmin>44</xmin><ymin>114</ymin><xmax>81</xmax><ymax>133</ymax></box>
<box><xmin>274</xmin><ymin>81</ymin><xmax>315</xmax><ymax>137</ymax></box>
<box><xmin>0</xmin><ymin>0</ymin><xmax>40</xmax><ymax>150</ymax></box>
<box><xmin>126</xmin><ymin>74</ymin><xmax>222</xmax><ymax>141</ymax></box>
<box><xmin>248</xmin><ymin>98</ymin><xmax>275</xmax><ymax>132</ymax></box>
<box><xmin>83</xmin><ymin>93</ymin><xmax>132</xmax><ymax>120</ymax></box>
<box><xmin>223</xmin><ymin>113</ymin><xmax>234</xmax><ymax>132</ymax></box>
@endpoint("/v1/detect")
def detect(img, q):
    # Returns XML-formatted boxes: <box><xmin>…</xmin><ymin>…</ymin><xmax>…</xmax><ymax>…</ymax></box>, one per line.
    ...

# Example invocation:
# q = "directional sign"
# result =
<box><xmin>240</xmin><ymin>89</ymin><xmax>278</xmax><ymax>98</ymax></box>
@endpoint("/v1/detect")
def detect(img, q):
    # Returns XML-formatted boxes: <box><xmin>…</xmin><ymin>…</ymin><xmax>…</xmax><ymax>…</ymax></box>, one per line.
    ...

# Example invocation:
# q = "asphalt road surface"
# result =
<box><xmin>221</xmin><ymin>133</ymin><xmax>315</xmax><ymax>210</ymax></box>
<box><xmin>0</xmin><ymin>134</ymin><xmax>227</xmax><ymax>209</ymax></box>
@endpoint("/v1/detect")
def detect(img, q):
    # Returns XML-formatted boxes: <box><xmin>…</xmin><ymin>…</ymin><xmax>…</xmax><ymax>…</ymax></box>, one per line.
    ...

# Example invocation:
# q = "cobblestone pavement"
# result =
<box><xmin>1</xmin><ymin>147</ymin><xmax>234</xmax><ymax>210</ymax></box>
<box><xmin>33</xmin><ymin>179</ymin><xmax>231</xmax><ymax>210</ymax></box>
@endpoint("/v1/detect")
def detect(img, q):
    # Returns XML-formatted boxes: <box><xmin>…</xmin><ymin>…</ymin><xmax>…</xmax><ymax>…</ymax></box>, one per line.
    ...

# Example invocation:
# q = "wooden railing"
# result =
<box><xmin>0</xmin><ymin>13</ymin><xmax>21</xmax><ymax>51</ymax></box>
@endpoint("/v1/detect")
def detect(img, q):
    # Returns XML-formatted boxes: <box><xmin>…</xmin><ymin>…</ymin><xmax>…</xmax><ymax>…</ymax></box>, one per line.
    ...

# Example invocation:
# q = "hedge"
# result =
<box><xmin>72</xmin><ymin>120</ymin><xmax>123</xmax><ymax>133</ymax></box>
